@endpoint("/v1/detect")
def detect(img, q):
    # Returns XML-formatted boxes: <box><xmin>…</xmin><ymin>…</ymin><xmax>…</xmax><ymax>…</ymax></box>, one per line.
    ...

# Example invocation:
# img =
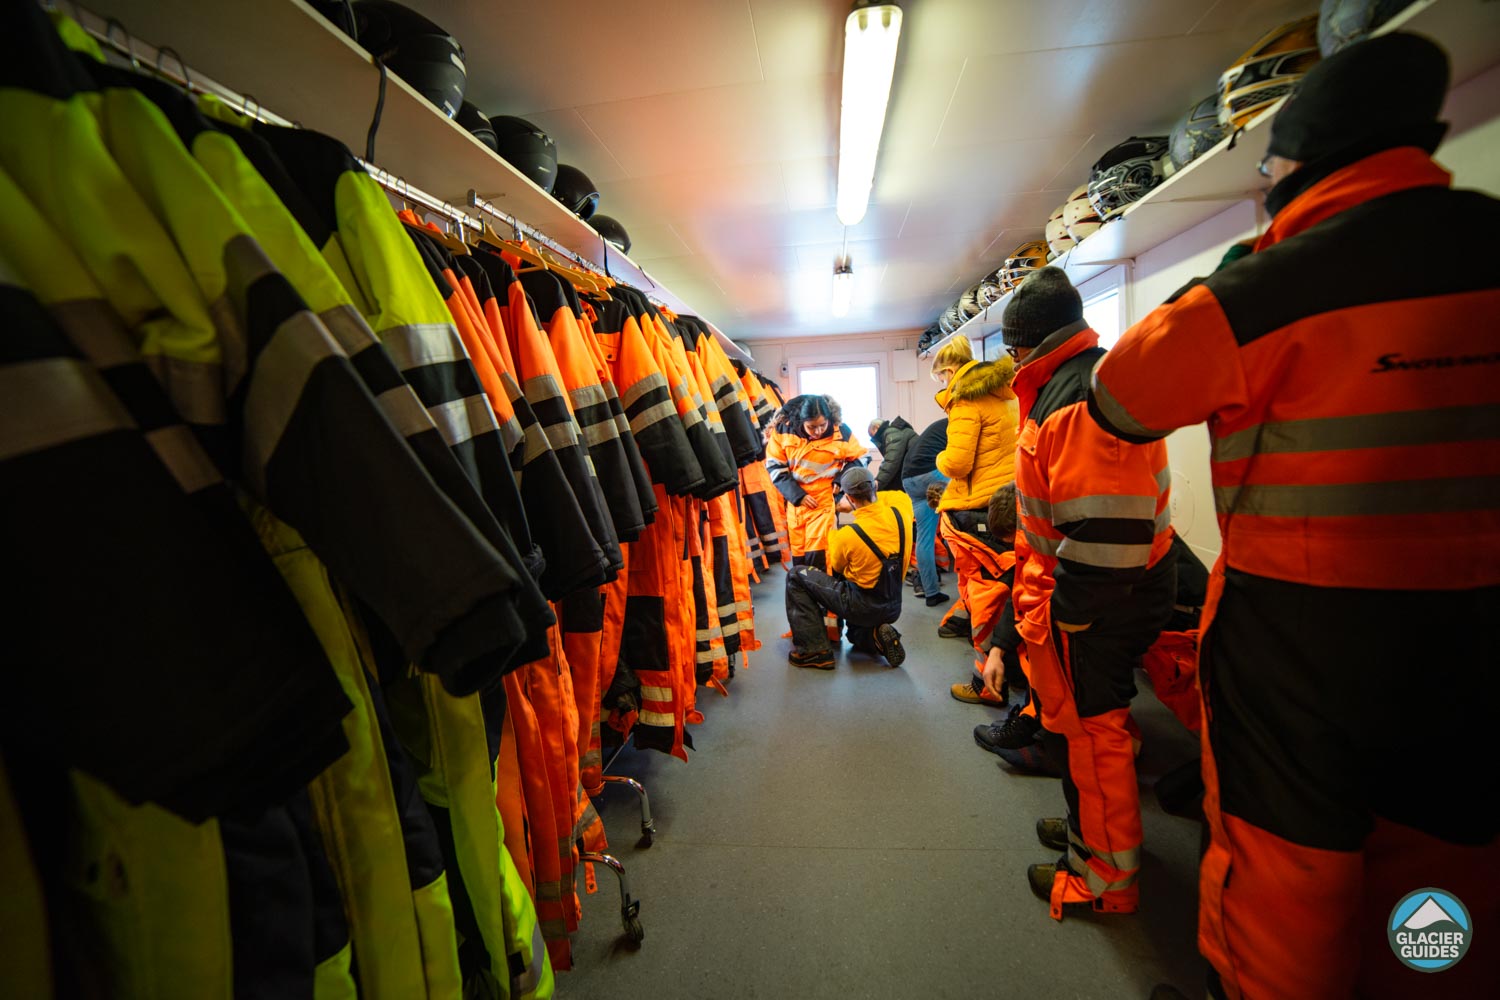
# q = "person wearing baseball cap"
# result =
<box><xmin>1089</xmin><ymin>33</ymin><xmax>1500</xmax><ymax>999</ymax></box>
<box><xmin>783</xmin><ymin>465</ymin><xmax>915</xmax><ymax>670</ymax></box>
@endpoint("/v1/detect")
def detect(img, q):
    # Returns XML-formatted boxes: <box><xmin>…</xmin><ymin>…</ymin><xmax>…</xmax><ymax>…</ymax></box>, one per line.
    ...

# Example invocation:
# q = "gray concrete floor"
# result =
<box><xmin>563</xmin><ymin>565</ymin><xmax>1206</xmax><ymax>998</ymax></box>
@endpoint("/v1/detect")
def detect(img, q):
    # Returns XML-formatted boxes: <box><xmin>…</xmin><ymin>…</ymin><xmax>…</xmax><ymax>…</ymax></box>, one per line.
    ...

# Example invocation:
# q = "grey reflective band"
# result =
<box><xmin>1090</xmin><ymin>361</ymin><xmax>1169</xmax><ymax>441</ymax></box>
<box><xmin>522</xmin><ymin>373</ymin><xmax>567</xmax><ymax>405</ymax></box>
<box><xmin>318</xmin><ymin>304</ymin><xmax>382</xmax><ymax>356</ymax></box>
<box><xmin>1047</xmin><ymin>493</ymin><xmax>1158</xmax><ymax>524</ymax></box>
<box><xmin>1211</xmin><ymin>403</ymin><xmax>1500</xmax><ymax>464</ymax></box>
<box><xmin>381</xmin><ymin>323</ymin><xmax>468</xmax><ymax>370</ymax></box>
<box><xmin>496</xmin><ymin>412</ymin><xmax>524</xmax><ymax>453</ymax></box>
<box><xmin>1216</xmin><ymin>475</ymin><xmax>1500</xmax><ymax>518</ymax></box>
<box><xmin>0</xmin><ymin>357</ymin><xmax>136</xmax><ymax>460</ymax></box>
<box><xmin>1022</xmin><ymin>529</ymin><xmax>1061</xmax><ymax>558</ymax></box>
<box><xmin>243</xmin><ymin>312</ymin><xmax>344</xmax><ymax>494</ymax></box>
<box><xmin>541</xmin><ymin>420</ymin><xmax>580</xmax><ymax>451</ymax></box>
<box><xmin>520</xmin><ymin>423</ymin><xmax>551</xmax><ymax>464</ymax></box>
<box><xmin>1018</xmin><ymin>490</ymin><xmax>1052</xmax><ymax>520</ymax></box>
<box><xmin>1056</xmin><ymin>536</ymin><xmax>1153</xmax><ymax>569</ymax></box>
<box><xmin>426</xmin><ymin>393</ymin><xmax>498</xmax><ymax>448</ymax></box>
<box><xmin>145</xmin><ymin>352</ymin><xmax>227</xmax><ymax>426</ymax></box>
<box><xmin>50</xmin><ymin>299</ymin><xmax>138</xmax><ymax>369</ymax></box>
<box><xmin>1155</xmin><ymin>507</ymin><xmax>1172</xmax><ymax>533</ymax></box>
<box><xmin>146</xmin><ymin>424</ymin><xmax>222</xmax><ymax>493</ymax></box>
<box><xmin>628</xmin><ymin>400</ymin><xmax>678</xmax><ymax>434</ymax></box>
<box><xmin>578</xmin><ymin>417</ymin><xmax>621</xmax><ymax>447</ymax></box>
<box><xmin>375</xmin><ymin>385</ymin><xmax>437</xmax><ymax>439</ymax></box>
<box><xmin>568</xmin><ymin>383</ymin><xmax>610</xmax><ymax>410</ymax></box>
<box><xmin>1155</xmin><ymin>465</ymin><xmax>1172</xmax><ymax>492</ymax></box>
<box><xmin>620</xmin><ymin>372</ymin><xmax>669</xmax><ymax>410</ymax></box>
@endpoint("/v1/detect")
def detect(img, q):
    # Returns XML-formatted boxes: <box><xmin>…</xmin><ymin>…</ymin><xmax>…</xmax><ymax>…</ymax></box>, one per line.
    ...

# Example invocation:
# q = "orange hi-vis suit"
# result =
<box><xmin>766</xmin><ymin>424</ymin><xmax>867</xmax><ymax>568</ymax></box>
<box><xmin>1012</xmin><ymin>321</ymin><xmax>1175</xmax><ymax>920</ymax></box>
<box><xmin>1089</xmin><ymin>147</ymin><xmax>1500</xmax><ymax>999</ymax></box>
<box><xmin>938</xmin><ymin>514</ymin><xmax>1017</xmax><ymax>685</ymax></box>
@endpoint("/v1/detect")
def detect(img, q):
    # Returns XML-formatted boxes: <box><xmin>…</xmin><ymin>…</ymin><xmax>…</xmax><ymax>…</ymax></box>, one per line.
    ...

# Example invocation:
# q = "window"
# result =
<box><xmin>1084</xmin><ymin>289</ymin><xmax>1123</xmax><ymax>349</ymax></box>
<box><xmin>798</xmin><ymin>364</ymin><xmax>880</xmax><ymax>443</ymax></box>
<box><xmin>982</xmin><ymin>333</ymin><xmax>1007</xmax><ymax>361</ymax></box>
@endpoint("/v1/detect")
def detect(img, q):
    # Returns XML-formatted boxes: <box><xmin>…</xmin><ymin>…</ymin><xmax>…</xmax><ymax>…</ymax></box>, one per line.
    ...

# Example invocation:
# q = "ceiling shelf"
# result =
<box><xmin>84</xmin><ymin>0</ymin><xmax>712</xmax><ymax>319</ymax></box>
<box><xmin>921</xmin><ymin>0</ymin><xmax>1500</xmax><ymax>358</ymax></box>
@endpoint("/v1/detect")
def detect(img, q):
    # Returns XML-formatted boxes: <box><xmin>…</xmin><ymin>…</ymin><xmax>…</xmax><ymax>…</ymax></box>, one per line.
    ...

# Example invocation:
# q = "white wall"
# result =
<box><xmin>742</xmin><ymin>327</ymin><xmax>948</xmax><ymax>434</ymax></box>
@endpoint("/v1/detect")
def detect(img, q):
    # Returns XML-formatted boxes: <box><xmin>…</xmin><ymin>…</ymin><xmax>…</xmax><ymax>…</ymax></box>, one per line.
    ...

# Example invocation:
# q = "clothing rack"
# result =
<box><xmin>64</xmin><ymin>0</ymin><xmax>678</xmax><ymax>313</ymax></box>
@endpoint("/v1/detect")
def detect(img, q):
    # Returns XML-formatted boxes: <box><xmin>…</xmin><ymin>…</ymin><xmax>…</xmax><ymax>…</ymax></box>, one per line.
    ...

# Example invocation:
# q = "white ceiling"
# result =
<box><xmin>417</xmin><ymin>0</ymin><xmax>1315</xmax><ymax>338</ymax></box>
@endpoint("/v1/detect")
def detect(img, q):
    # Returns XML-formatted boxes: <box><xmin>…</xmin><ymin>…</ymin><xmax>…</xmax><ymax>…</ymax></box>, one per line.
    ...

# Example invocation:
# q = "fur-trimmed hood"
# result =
<box><xmin>941</xmin><ymin>359</ymin><xmax>1015</xmax><ymax>405</ymax></box>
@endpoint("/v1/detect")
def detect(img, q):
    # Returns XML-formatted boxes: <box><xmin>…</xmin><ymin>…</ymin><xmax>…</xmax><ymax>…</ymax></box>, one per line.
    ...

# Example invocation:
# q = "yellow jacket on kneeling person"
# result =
<box><xmin>828</xmin><ymin>491</ymin><xmax>916</xmax><ymax>589</ymax></box>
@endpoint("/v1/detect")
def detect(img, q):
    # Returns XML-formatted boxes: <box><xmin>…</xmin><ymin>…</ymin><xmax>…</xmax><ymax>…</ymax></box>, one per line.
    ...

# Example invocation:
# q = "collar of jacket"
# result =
<box><xmin>1013</xmin><ymin>321</ymin><xmax>1096</xmax><ymax>418</ymax></box>
<box><xmin>1257</xmin><ymin>147</ymin><xmax>1451</xmax><ymax>251</ymax></box>
<box><xmin>936</xmin><ymin>359</ymin><xmax>1012</xmax><ymax>409</ymax></box>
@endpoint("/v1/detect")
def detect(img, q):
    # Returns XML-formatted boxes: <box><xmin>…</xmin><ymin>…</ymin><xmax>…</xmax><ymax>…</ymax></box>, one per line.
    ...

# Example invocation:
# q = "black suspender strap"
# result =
<box><xmin>848</xmin><ymin>522</ymin><xmax>885</xmax><ymax>561</ymax></box>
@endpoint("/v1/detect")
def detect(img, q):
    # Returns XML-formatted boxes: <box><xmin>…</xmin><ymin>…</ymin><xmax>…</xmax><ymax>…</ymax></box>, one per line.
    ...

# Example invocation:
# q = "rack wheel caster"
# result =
<box><xmin>601</xmin><ymin>774</ymin><xmax>657</xmax><ymax>848</ymax></box>
<box><xmin>581</xmin><ymin>851</ymin><xmax>644</xmax><ymax>947</ymax></box>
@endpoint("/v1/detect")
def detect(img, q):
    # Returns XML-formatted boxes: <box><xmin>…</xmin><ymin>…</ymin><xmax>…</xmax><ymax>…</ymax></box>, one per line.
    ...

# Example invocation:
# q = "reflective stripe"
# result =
<box><xmin>621</xmin><ymin>373</ymin><xmax>669</xmax><ymax>410</ymax></box>
<box><xmin>1023</xmin><ymin>529</ymin><xmax>1061</xmax><ymax>559</ymax></box>
<box><xmin>519</xmin><ymin>422</ymin><xmax>550</xmax><ymax>465</ymax></box>
<box><xmin>629</xmin><ymin>399</ymin><xmax>678</xmax><ymax>434</ymax></box>
<box><xmin>568</xmin><ymin>383</ymin><xmax>610</xmax><ymax>411</ymax></box>
<box><xmin>1211</xmin><ymin>403</ymin><xmax>1500</xmax><ymax>463</ymax></box>
<box><xmin>640</xmin><ymin>685</ymin><xmax>673</xmax><ymax>702</ymax></box>
<box><xmin>720</xmin><ymin>620</ymin><xmax>744</xmax><ymax>637</ymax></box>
<box><xmin>639</xmin><ymin>710</ymin><xmax>675</xmax><ymax>727</ymax></box>
<box><xmin>50</xmin><ymin>299</ymin><xmax>137</xmax><ymax>369</ymax></box>
<box><xmin>1047</xmin><ymin>493</ymin><xmax>1158</xmax><ymax>524</ymax></box>
<box><xmin>695</xmin><ymin>629</ymin><xmax>714</xmax><ymax>641</ymax></box>
<box><xmin>1056</xmin><ymin>536</ymin><xmax>1152</xmax><ymax>569</ymax></box>
<box><xmin>427</xmin><ymin>393</ymin><xmax>499</xmax><ymax>448</ymax></box>
<box><xmin>375</xmin><ymin>385</ymin><xmax>436</xmax><ymax>439</ymax></box>
<box><xmin>522</xmin><ymin>373</ymin><xmax>568</xmax><ymax>405</ymax></box>
<box><xmin>1090</xmin><ymin>362</ymin><xmax>1168</xmax><ymax>441</ymax></box>
<box><xmin>581</xmin><ymin>750</ymin><xmax>602</xmax><ymax>770</ymax></box>
<box><xmin>318</xmin><ymin>304</ymin><xmax>380</xmax><ymax>355</ymax></box>
<box><xmin>243</xmin><ymin>312</ymin><xmax>344</xmax><ymax>494</ymax></box>
<box><xmin>578</xmin><ymin>417</ymin><xmax>621</xmax><ymax>447</ymax></box>
<box><xmin>1155</xmin><ymin>466</ymin><xmax>1171</xmax><ymax>492</ymax></box>
<box><xmin>1215</xmin><ymin>476</ymin><xmax>1500</xmax><ymax>518</ymax></box>
<box><xmin>1155</xmin><ymin>507</ymin><xmax>1172</xmax><ymax>533</ymax></box>
<box><xmin>0</xmin><ymin>357</ymin><xmax>135</xmax><ymax>460</ymax></box>
<box><xmin>535</xmin><ymin>881</ymin><xmax>564</xmax><ymax>903</ymax></box>
<box><xmin>382</xmin><ymin>322</ymin><xmax>468</xmax><ymax>370</ymax></box>
<box><xmin>145</xmin><ymin>352</ymin><xmax>225</xmax><ymax>426</ymax></box>
<box><xmin>512</xmin><ymin>914</ymin><xmax>547</xmax><ymax>996</ymax></box>
<box><xmin>695</xmin><ymin>650</ymin><xmax>717</xmax><ymax>663</ymax></box>
<box><xmin>146</xmin><ymin>424</ymin><xmax>221</xmax><ymax>493</ymax></box>
<box><xmin>496</xmin><ymin>413</ymin><xmax>524</xmax><ymax>454</ymax></box>
<box><xmin>1018</xmin><ymin>490</ymin><xmax>1051</xmax><ymax>520</ymax></box>
<box><xmin>541</xmin><ymin>420</ymin><xmax>579</xmax><ymax>451</ymax></box>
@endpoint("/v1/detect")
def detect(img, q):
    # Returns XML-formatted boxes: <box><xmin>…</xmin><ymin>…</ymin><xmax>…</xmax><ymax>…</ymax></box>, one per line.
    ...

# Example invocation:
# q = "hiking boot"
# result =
<box><xmin>937</xmin><ymin>617</ymin><xmax>971</xmax><ymax>640</ymax></box>
<box><xmin>913</xmin><ymin>582</ymin><xmax>926</xmax><ymax>598</ymax></box>
<box><xmin>975</xmin><ymin>705</ymin><xmax>1041</xmax><ymax>751</ymax></box>
<box><xmin>788</xmin><ymin>648</ymin><xmax>835</xmax><ymax>670</ymax></box>
<box><xmin>1036</xmin><ymin>817</ymin><xmax>1070</xmax><ymax>853</ymax></box>
<box><xmin>1027</xmin><ymin>855</ymin><xmax>1072</xmax><ymax>903</ymax></box>
<box><xmin>924</xmin><ymin>592</ymin><xmax>950</xmax><ymax>606</ymax></box>
<box><xmin>874</xmin><ymin>624</ymin><xmax>906</xmax><ymax>667</ymax></box>
<box><xmin>996</xmin><ymin>742</ymin><xmax>1062</xmax><ymax>777</ymax></box>
<box><xmin>905</xmin><ymin>566</ymin><xmax>920</xmax><ymax>588</ymax></box>
<box><xmin>950</xmin><ymin>677</ymin><xmax>1005</xmax><ymax>706</ymax></box>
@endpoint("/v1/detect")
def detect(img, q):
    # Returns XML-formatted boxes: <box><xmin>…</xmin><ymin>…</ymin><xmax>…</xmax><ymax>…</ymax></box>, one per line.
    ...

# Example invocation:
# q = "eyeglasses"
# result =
<box><xmin>1256</xmin><ymin>156</ymin><xmax>1272</xmax><ymax>178</ymax></box>
<box><xmin>1005</xmin><ymin>345</ymin><xmax>1022</xmax><ymax>360</ymax></box>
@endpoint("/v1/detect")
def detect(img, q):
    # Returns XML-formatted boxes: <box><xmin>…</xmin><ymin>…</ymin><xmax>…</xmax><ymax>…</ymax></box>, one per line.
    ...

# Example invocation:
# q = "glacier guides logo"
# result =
<box><xmin>1388</xmin><ymin>888</ymin><xmax>1472</xmax><ymax>972</ymax></box>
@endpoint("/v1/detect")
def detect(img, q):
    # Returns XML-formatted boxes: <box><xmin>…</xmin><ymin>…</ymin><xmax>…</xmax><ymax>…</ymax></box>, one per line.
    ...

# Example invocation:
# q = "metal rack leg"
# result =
<box><xmin>580</xmin><ymin>851</ymin><xmax>643</xmax><ymax>945</ymax></box>
<box><xmin>601</xmin><ymin>774</ymin><xmax>657</xmax><ymax>846</ymax></box>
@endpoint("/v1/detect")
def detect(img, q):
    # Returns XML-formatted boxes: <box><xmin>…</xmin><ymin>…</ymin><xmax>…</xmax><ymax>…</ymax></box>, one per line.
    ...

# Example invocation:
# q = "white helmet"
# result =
<box><xmin>975</xmin><ymin>272</ymin><xmax>1006</xmax><ymax>310</ymax></box>
<box><xmin>1045</xmin><ymin>201</ymin><xmax>1074</xmax><ymax>256</ymax></box>
<box><xmin>1063</xmin><ymin>184</ymin><xmax>1101</xmax><ymax>243</ymax></box>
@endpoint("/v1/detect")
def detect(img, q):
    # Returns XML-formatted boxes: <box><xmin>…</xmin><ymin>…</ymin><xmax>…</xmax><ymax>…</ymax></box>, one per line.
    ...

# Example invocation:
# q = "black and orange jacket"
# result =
<box><xmin>1013</xmin><ymin>323</ymin><xmax>1173</xmax><ymax>629</ymax></box>
<box><xmin>678</xmin><ymin>315</ymin><xmax>761</xmax><ymax>467</ymax></box>
<box><xmin>1089</xmin><ymin>148</ymin><xmax>1500</xmax><ymax>591</ymax></box>
<box><xmin>520</xmin><ymin>269</ymin><xmax>650</xmax><ymax>542</ymax></box>
<box><xmin>591</xmin><ymin>294</ymin><xmax>705</xmax><ymax>496</ymax></box>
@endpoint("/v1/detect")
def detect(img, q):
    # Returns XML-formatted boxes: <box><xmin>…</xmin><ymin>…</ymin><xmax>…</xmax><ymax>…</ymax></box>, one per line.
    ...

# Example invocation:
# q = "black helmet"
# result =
<box><xmin>491</xmin><ymin>115</ymin><xmax>558</xmax><ymax>193</ymax></box>
<box><xmin>1318</xmin><ymin>0</ymin><xmax>1418</xmax><ymax>56</ymax></box>
<box><xmin>552</xmin><ymin>163</ymin><xmax>600</xmax><ymax>220</ymax></box>
<box><xmin>1167</xmin><ymin>94</ymin><xmax>1229</xmax><ymax>173</ymax></box>
<box><xmin>352</xmin><ymin>1</ymin><xmax>467</xmax><ymax>118</ymax></box>
<box><xmin>457</xmin><ymin>101</ymin><xmax>496</xmax><ymax>151</ymax></box>
<box><xmin>591</xmin><ymin>215</ymin><xmax>631</xmax><ymax>254</ymax></box>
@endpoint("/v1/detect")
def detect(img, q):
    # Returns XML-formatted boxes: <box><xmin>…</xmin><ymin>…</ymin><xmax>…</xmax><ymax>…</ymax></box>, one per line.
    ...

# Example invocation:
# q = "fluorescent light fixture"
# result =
<box><xmin>837</xmin><ymin>3</ymin><xmax>902</xmax><ymax>227</ymax></box>
<box><xmin>831</xmin><ymin>255</ymin><xmax>854</xmax><ymax>317</ymax></box>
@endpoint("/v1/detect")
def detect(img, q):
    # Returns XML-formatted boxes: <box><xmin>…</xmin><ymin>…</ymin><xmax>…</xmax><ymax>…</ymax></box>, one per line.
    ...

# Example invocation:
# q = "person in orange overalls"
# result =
<box><xmin>765</xmin><ymin>394</ymin><xmax>867</xmax><ymax>569</ymax></box>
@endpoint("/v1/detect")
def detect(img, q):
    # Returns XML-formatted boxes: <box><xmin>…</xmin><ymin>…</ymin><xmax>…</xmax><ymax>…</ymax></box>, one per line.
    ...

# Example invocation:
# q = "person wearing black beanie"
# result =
<box><xmin>992</xmin><ymin>265</ymin><xmax>1178</xmax><ymax>920</ymax></box>
<box><xmin>1088</xmin><ymin>30</ymin><xmax>1500</xmax><ymax>1000</ymax></box>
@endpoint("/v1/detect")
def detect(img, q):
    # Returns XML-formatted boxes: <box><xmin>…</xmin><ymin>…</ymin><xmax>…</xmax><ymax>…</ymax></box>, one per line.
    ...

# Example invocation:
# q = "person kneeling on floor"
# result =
<box><xmin>785</xmin><ymin>466</ymin><xmax>913</xmax><ymax>670</ymax></box>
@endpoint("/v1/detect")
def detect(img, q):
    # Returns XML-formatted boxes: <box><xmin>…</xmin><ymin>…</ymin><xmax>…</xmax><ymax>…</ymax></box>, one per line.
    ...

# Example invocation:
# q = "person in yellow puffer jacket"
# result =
<box><xmin>930</xmin><ymin>336</ymin><xmax>1020</xmax><ymax>707</ymax></box>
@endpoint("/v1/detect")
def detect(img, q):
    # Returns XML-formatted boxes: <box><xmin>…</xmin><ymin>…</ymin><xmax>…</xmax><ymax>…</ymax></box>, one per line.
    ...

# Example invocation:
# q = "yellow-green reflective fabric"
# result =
<box><xmin>314</xmin><ymin>941</ymin><xmax>358</xmax><ymax>1000</ymax></box>
<box><xmin>64</xmin><ymin>775</ymin><xmax>232</xmax><ymax>1000</ymax></box>
<box><xmin>246</xmin><ymin>501</ymin><xmax>454</xmax><ymax>999</ymax></box>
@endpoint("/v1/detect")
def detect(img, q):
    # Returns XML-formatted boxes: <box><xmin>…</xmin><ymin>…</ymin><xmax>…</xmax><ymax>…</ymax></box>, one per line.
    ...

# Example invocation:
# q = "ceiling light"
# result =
<box><xmin>831</xmin><ymin>255</ymin><xmax>854</xmax><ymax>317</ymax></box>
<box><xmin>837</xmin><ymin>3</ymin><xmax>903</xmax><ymax>227</ymax></box>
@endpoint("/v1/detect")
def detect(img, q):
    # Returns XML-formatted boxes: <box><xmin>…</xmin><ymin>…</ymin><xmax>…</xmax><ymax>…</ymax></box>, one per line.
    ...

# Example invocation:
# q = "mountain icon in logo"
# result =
<box><xmin>1403</xmin><ymin>896</ymin><xmax>1464</xmax><ymax>931</ymax></box>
